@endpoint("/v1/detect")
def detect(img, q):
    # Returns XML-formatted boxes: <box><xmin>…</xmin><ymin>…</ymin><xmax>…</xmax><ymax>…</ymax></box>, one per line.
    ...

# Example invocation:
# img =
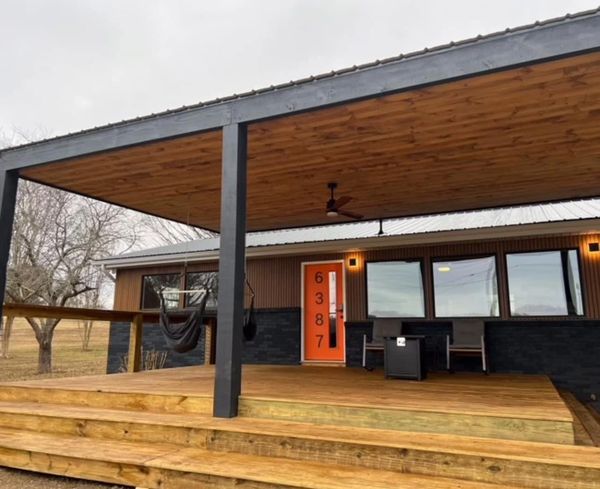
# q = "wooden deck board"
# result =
<box><xmin>1</xmin><ymin>365</ymin><xmax>572</xmax><ymax>422</ymax></box>
<box><xmin>561</xmin><ymin>391</ymin><xmax>600</xmax><ymax>447</ymax></box>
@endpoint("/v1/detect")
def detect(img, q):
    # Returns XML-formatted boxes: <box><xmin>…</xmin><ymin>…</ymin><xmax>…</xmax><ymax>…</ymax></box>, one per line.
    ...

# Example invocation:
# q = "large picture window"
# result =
<box><xmin>141</xmin><ymin>274</ymin><xmax>180</xmax><ymax>310</ymax></box>
<box><xmin>186</xmin><ymin>272</ymin><xmax>219</xmax><ymax>310</ymax></box>
<box><xmin>506</xmin><ymin>250</ymin><xmax>584</xmax><ymax>316</ymax></box>
<box><xmin>433</xmin><ymin>256</ymin><xmax>499</xmax><ymax>317</ymax></box>
<box><xmin>366</xmin><ymin>261</ymin><xmax>425</xmax><ymax>318</ymax></box>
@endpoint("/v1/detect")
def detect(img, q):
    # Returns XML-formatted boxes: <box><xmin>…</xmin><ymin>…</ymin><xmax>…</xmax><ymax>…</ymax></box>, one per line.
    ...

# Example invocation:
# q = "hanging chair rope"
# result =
<box><xmin>158</xmin><ymin>195</ymin><xmax>208</xmax><ymax>353</ymax></box>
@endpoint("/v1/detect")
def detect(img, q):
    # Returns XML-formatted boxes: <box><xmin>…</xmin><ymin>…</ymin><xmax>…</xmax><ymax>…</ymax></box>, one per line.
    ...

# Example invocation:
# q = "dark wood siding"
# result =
<box><xmin>114</xmin><ymin>233</ymin><xmax>600</xmax><ymax>320</ymax></box>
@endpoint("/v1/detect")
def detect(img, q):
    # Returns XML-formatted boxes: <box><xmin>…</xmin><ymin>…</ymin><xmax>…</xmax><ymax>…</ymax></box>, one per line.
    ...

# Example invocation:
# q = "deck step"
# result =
<box><xmin>0</xmin><ymin>401</ymin><xmax>598</xmax><ymax>489</ymax></box>
<box><xmin>0</xmin><ymin>426</ymin><xmax>527</xmax><ymax>489</ymax></box>
<box><xmin>560</xmin><ymin>391</ymin><xmax>600</xmax><ymax>446</ymax></box>
<box><xmin>0</xmin><ymin>384</ymin><xmax>213</xmax><ymax>414</ymax></box>
<box><xmin>0</xmin><ymin>382</ymin><xmax>575</xmax><ymax>444</ymax></box>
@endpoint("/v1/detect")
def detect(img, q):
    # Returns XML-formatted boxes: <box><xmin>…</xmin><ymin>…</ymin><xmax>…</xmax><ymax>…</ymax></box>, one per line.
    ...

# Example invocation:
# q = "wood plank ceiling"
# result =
<box><xmin>21</xmin><ymin>52</ymin><xmax>600</xmax><ymax>232</ymax></box>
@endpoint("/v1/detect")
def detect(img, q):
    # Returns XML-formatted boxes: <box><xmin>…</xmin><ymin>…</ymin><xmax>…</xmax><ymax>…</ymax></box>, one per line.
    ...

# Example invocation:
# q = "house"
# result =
<box><xmin>99</xmin><ymin>199</ymin><xmax>600</xmax><ymax>406</ymax></box>
<box><xmin>1</xmin><ymin>8</ymin><xmax>600</xmax><ymax>488</ymax></box>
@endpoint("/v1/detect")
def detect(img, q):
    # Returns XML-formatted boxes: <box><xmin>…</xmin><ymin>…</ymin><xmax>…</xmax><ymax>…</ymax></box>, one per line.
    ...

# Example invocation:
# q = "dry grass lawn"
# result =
<box><xmin>0</xmin><ymin>318</ymin><xmax>112</xmax><ymax>382</ymax></box>
<box><xmin>0</xmin><ymin>318</ymin><xmax>129</xmax><ymax>488</ymax></box>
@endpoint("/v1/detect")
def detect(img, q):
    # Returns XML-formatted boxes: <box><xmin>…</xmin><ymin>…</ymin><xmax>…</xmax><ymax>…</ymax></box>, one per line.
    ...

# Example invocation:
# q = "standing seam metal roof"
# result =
<box><xmin>103</xmin><ymin>199</ymin><xmax>600</xmax><ymax>263</ymax></box>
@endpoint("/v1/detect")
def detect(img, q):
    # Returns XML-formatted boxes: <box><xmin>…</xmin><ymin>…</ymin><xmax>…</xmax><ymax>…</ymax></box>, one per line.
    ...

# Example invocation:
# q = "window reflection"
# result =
<box><xmin>186</xmin><ymin>272</ymin><xmax>219</xmax><ymax>310</ymax></box>
<box><xmin>367</xmin><ymin>261</ymin><xmax>425</xmax><ymax>318</ymax></box>
<box><xmin>433</xmin><ymin>256</ymin><xmax>499</xmax><ymax>317</ymax></box>
<box><xmin>506</xmin><ymin>250</ymin><xmax>583</xmax><ymax>316</ymax></box>
<box><xmin>142</xmin><ymin>274</ymin><xmax>180</xmax><ymax>310</ymax></box>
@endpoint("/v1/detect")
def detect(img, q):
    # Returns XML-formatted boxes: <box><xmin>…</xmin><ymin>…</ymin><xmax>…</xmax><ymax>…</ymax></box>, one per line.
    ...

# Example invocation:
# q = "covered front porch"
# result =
<box><xmin>1</xmin><ymin>10</ymin><xmax>600</xmax><ymax>488</ymax></box>
<box><xmin>1</xmin><ymin>10</ymin><xmax>600</xmax><ymax>421</ymax></box>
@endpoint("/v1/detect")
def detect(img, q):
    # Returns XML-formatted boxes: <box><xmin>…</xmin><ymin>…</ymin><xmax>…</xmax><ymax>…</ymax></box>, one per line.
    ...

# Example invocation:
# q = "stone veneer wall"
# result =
<box><xmin>106</xmin><ymin>308</ymin><xmax>301</xmax><ymax>374</ymax></box>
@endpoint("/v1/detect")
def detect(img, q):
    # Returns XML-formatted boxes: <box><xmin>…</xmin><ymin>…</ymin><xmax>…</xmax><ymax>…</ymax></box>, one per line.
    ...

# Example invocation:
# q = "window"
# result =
<box><xmin>366</xmin><ymin>261</ymin><xmax>425</xmax><ymax>318</ymax></box>
<box><xmin>506</xmin><ymin>250</ymin><xmax>584</xmax><ymax>316</ymax></box>
<box><xmin>186</xmin><ymin>272</ymin><xmax>218</xmax><ymax>310</ymax></box>
<box><xmin>433</xmin><ymin>256</ymin><xmax>499</xmax><ymax>317</ymax></box>
<box><xmin>141</xmin><ymin>274</ymin><xmax>180</xmax><ymax>310</ymax></box>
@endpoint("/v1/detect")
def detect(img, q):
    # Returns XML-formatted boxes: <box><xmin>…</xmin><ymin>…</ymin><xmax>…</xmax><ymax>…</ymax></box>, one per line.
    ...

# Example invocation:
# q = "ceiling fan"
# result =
<box><xmin>325</xmin><ymin>182</ymin><xmax>363</xmax><ymax>220</ymax></box>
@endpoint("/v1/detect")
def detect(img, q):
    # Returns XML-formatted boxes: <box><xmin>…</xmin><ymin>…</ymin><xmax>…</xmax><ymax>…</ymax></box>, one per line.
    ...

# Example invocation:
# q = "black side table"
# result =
<box><xmin>383</xmin><ymin>335</ymin><xmax>427</xmax><ymax>381</ymax></box>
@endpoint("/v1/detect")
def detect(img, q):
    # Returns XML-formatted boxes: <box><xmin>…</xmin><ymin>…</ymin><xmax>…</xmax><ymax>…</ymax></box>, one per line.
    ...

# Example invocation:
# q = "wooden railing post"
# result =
<box><xmin>128</xmin><ymin>314</ymin><xmax>144</xmax><ymax>372</ymax></box>
<box><xmin>1</xmin><ymin>315</ymin><xmax>14</xmax><ymax>358</ymax></box>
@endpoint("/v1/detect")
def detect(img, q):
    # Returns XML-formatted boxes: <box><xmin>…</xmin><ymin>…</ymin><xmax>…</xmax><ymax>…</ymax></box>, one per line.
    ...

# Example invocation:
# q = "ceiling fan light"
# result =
<box><xmin>326</xmin><ymin>210</ymin><xmax>339</xmax><ymax>217</ymax></box>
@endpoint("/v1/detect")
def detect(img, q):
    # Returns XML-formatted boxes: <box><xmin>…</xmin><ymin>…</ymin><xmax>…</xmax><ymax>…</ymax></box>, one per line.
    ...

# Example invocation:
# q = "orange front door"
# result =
<box><xmin>303</xmin><ymin>262</ymin><xmax>345</xmax><ymax>362</ymax></box>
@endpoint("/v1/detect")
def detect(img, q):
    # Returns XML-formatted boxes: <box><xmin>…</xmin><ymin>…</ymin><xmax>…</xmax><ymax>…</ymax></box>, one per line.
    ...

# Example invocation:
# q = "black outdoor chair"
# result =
<box><xmin>446</xmin><ymin>319</ymin><xmax>488</xmax><ymax>374</ymax></box>
<box><xmin>362</xmin><ymin>318</ymin><xmax>403</xmax><ymax>370</ymax></box>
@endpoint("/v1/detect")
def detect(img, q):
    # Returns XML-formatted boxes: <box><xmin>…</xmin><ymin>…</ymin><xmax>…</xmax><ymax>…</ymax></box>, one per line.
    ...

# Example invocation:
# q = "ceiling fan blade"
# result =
<box><xmin>335</xmin><ymin>196</ymin><xmax>353</xmax><ymax>209</ymax></box>
<box><xmin>338</xmin><ymin>209</ymin><xmax>364</xmax><ymax>220</ymax></box>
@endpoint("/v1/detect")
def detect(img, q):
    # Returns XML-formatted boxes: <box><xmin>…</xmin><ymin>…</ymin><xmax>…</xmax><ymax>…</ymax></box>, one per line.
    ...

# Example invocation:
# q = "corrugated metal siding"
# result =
<box><xmin>114</xmin><ymin>234</ymin><xmax>600</xmax><ymax>320</ymax></box>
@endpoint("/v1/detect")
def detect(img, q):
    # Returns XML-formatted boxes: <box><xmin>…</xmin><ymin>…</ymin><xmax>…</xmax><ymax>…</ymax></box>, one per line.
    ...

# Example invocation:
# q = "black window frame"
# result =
<box><xmin>504</xmin><ymin>248</ymin><xmax>586</xmax><ymax>318</ymax></box>
<box><xmin>140</xmin><ymin>273</ymin><xmax>182</xmax><ymax>311</ymax></box>
<box><xmin>365</xmin><ymin>258</ymin><xmax>427</xmax><ymax>319</ymax></box>
<box><xmin>431</xmin><ymin>253</ymin><xmax>501</xmax><ymax>319</ymax></box>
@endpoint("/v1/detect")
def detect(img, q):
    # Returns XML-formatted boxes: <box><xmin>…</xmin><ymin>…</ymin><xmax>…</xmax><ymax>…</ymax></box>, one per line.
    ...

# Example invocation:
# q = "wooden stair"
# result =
<box><xmin>560</xmin><ymin>390</ymin><xmax>600</xmax><ymax>447</ymax></box>
<box><xmin>0</xmin><ymin>400</ymin><xmax>599</xmax><ymax>488</ymax></box>
<box><xmin>0</xmin><ymin>426</ymin><xmax>535</xmax><ymax>489</ymax></box>
<box><xmin>0</xmin><ymin>377</ymin><xmax>576</xmax><ymax>445</ymax></box>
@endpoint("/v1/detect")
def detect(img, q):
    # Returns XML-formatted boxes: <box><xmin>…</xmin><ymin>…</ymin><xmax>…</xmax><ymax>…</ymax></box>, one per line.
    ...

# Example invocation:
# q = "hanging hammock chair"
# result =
<box><xmin>157</xmin><ymin>194</ymin><xmax>258</xmax><ymax>350</ymax></box>
<box><xmin>159</xmin><ymin>290</ymin><xmax>209</xmax><ymax>353</ymax></box>
<box><xmin>243</xmin><ymin>278</ymin><xmax>257</xmax><ymax>342</ymax></box>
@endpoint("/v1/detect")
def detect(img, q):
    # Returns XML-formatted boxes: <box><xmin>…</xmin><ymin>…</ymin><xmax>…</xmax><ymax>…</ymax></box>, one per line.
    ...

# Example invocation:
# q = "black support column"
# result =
<box><xmin>0</xmin><ymin>170</ymin><xmax>18</xmax><ymax>320</ymax></box>
<box><xmin>213</xmin><ymin>123</ymin><xmax>248</xmax><ymax>418</ymax></box>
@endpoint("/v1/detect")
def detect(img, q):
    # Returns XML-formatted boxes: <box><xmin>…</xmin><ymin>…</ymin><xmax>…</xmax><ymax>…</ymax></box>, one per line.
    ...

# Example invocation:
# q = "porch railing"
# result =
<box><xmin>1</xmin><ymin>303</ymin><xmax>155</xmax><ymax>373</ymax></box>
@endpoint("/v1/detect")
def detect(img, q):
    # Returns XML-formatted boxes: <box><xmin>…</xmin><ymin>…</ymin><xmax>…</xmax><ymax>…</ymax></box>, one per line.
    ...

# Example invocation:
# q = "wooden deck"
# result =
<box><xmin>0</xmin><ymin>366</ymin><xmax>599</xmax><ymax>489</ymax></box>
<box><xmin>1</xmin><ymin>365</ymin><xmax>574</xmax><ymax>443</ymax></box>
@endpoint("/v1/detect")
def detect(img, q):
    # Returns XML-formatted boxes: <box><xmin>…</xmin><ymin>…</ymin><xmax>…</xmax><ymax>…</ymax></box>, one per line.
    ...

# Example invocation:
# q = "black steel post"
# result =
<box><xmin>213</xmin><ymin>123</ymin><xmax>247</xmax><ymax>418</ymax></box>
<box><xmin>0</xmin><ymin>170</ymin><xmax>18</xmax><ymax>320</ymax></box>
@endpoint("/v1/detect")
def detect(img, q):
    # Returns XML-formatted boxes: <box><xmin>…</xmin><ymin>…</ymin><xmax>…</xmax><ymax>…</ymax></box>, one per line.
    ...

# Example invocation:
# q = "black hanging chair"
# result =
<box><xmin>159</xmin><ymin>290</ymin><xmax>208</xmax><ymax>353</ymax></box>
<box><xmin>243</xmin><ymin>279</ymin><xmax>257</xmax><ymax>342</ymax></box>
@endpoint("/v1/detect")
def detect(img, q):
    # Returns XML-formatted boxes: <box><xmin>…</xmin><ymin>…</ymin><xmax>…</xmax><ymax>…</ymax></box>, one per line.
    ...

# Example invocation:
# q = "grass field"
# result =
<box><xmin>0</xmin><ymin>317</ymin><xmax>112</xmax><ymax>382</ymax></box>
<box><xmin>0</xmin><ymin>318</ymin><xmax>127</xmax><ymax>488</ymax></box>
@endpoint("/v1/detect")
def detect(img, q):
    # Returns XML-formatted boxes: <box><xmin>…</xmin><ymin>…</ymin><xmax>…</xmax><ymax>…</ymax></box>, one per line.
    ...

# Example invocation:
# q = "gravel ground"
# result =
<box><xmin>0</xmin><ymin>466</ymin><xmax>128</xmax><ymax>488</ymax></box>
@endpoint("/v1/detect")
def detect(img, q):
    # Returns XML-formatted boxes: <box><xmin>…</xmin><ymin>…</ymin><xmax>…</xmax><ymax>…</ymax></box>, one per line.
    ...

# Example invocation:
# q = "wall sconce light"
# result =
<box><xmin>348</xmin><ymin>257</ymin><xmax>358</xmax><ymax>268</ymax></box>
<box><xmin>589</xmin><ymin>242</ymin><xmax>600</xmax><ymax>253</ymax></box>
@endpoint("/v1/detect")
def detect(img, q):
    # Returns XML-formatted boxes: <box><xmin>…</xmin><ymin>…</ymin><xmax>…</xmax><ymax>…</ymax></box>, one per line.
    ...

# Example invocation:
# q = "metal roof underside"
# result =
<box><xmin>99</xmin><ymin>199</ymin><xmax>600</xmax><ymax>267</ymax></box>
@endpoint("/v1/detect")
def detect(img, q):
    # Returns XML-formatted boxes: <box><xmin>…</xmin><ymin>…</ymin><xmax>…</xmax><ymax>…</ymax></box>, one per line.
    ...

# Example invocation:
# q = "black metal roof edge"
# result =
<box><xmin>3</xmin><ymin>7</ymin><xmax>600</xmax><ymax>155</ymax></box>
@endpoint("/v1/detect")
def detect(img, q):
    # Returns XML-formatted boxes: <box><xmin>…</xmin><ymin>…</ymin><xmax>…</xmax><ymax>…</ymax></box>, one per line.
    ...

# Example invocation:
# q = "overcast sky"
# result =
<box><xmin>2</xmin><ymin>0</ymin><xmax>598</xmax><ymax>139</ymax></box>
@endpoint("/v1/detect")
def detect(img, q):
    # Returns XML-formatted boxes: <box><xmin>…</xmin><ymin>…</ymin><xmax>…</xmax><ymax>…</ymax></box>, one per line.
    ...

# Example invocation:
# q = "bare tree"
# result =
<box><xmin>73</xmin><ymin>275</ymin><xmax>104</xmax><ymax>352</ymax></box>
<box><xmin>140</xmin><ymin>215</ymin><xmax>215</xmax><ymax>246</ymax></box>
<box><xmin>5</xmin><ymin>180</ymin><xmax>138</xmax><ymax>373</ymax></box>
